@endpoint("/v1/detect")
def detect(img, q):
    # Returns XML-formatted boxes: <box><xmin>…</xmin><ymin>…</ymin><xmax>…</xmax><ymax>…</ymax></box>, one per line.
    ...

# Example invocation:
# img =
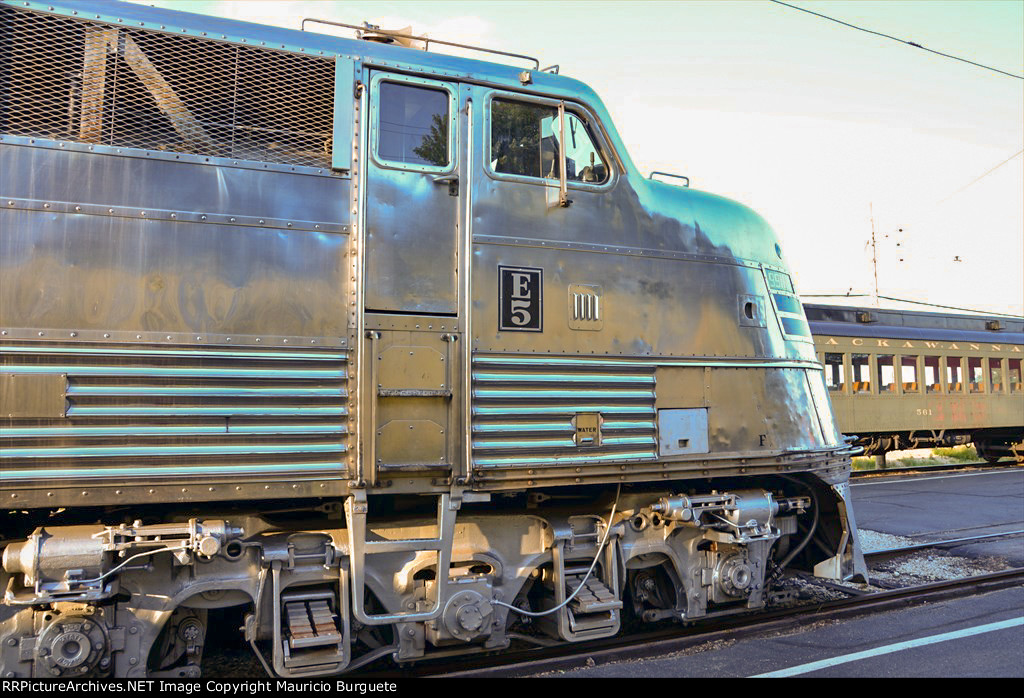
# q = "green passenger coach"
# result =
<box><xmin>806</xmin><ymin>304</ymin><xmax>1024</xmax><ymax>463</ymax></box>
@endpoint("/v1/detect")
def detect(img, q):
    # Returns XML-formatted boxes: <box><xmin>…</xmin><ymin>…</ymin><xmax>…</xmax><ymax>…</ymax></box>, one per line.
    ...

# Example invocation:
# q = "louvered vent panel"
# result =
<box><xmin>0</xmin><ymin>5</ymin><xmax>335</xmax><ymax>168</ymax></box>
<box><xmin>472</xmin><ymin>355</ymin><xmax>658</xmax><ymax>469</ymax></box>
<box><xmin>0</xmin><ymin>343</ymin><xmax>348</xmax><ymax>482</ymax></box>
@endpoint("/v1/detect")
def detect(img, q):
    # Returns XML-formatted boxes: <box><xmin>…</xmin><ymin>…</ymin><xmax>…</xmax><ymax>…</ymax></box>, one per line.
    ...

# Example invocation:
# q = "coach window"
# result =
<box><xmin>376</xmin><ymin>80</ymin><xmax>452</xmax><ymax>169</ymax></box>
<box><xmin>877</xmin><ymin>354</ymin><xmax>896</xmax><ymax>393</ymax></box>
<box><xmin>967</xmin><ymin>357</ymin><xmax>984</xmax><ymax>393</ymax></box>
<box><xmin>924</xmin><ymin>356</ymin><xmax>941</xmax><ymax>393</ymax></box>
<box><xmin>947</xmin><ymin>357</ymin><xmax>964</xmax><ymax>392</ymax></box>
<box><xmin>824</xmin><ymin>353</ymin><xmax>845</xmax><ymax>392</ymax></box>
<box><xmin>900</xmin><ymin>356</ymin><xmax>919</xmax><ymax>393</ymax></box>
<box><xmin>851</xmin><ymin>353</ymin><xmax>871</xmax><ymax>393</ymax></box>
<box><xmin>989</xmin><ymin>358</ymin><xmax>1004</xmax><ymax>393</ymax></box>
<box><xmin>1009</xmin><ymin>358</ymin><xmax>1021</xmax><ymax>393</ymax></box>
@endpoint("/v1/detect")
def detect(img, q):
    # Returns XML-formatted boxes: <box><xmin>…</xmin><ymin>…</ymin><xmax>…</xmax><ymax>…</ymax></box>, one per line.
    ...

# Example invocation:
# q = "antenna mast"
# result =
<box><xmin>870</xmin><ymin>202</ymin><xmax>880</xmax><ymax>307</ymax></box>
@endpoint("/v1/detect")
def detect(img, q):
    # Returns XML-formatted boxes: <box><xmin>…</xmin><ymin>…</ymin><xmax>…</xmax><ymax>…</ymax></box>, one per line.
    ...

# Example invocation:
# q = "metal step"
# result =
<box><xmin>285</xmin><ymin>599</ymin><xmax>342</xmax><ymax>649</ymax></box>
<box><xmin>567</xmin><ymin>574</ymin><xmax>622</xmax><ymax>615</ymax></box>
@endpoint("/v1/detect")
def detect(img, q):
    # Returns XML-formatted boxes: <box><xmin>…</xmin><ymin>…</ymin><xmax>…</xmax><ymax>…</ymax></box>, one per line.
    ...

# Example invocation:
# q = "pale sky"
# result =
<box><xmin>134</xmin><ymin>0</ymin><xmax>1024</xmax><ymax>316</ymax></box>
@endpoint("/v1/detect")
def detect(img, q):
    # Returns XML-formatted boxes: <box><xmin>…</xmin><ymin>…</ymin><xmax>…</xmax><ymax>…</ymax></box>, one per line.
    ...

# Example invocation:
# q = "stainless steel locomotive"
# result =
<box><xmin>0</xmin><ymin>1</ymin><xmax>865</xmax><ymax>678</ymax></box>
<box><xmin>806</xmin><ymin>304</ymin><xmax>1024</xmax><ymax>462</ymax></box>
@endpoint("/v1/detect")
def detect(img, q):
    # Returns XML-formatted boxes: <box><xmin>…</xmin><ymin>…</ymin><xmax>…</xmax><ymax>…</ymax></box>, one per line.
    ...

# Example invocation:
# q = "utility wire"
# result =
<box><xmin>802</xmin><ymin>293</ymin><xmax>1024</xmax><ymax>319</ymax></box>
<box><xmin>770</xmin><ymin>0</ymin><xmax>1024</xmax><ymax>80</ymax></box>
<box><xmin>876</xmin><ymin>296</ymin><xmax>1023</xmax><ymax>319</ymax></box>
<box><xmin>937</xmin><ymin>148</ymin><xmax>1024</xmax><ymax>203</ymax></box>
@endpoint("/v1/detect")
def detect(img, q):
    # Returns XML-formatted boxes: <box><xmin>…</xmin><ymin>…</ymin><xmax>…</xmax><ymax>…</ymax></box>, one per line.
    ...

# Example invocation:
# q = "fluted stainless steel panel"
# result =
<box><xmin>471</xmin><ymin>355</ymin><xmax>657</xmax><ymax>468</ymax></box>
<box><xmin>0</xmin><ymin>342</ymin><xmax>348</xmax><ymax>482</ymax></box>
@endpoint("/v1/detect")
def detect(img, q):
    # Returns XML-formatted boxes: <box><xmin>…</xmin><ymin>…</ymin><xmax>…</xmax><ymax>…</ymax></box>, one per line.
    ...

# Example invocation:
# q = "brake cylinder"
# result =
<box><xmin>2</xmin><ymin>526</ymin><xmax>107</xmax><ymax>586</ymax></box>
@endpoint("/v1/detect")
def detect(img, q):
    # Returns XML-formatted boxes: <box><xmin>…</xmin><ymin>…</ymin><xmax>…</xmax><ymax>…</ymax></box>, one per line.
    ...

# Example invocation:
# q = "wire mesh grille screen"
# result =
<box><xmin>0</xmin><ymin>6</ymin><xmax>336</xmax><ymax>168</ymax></box>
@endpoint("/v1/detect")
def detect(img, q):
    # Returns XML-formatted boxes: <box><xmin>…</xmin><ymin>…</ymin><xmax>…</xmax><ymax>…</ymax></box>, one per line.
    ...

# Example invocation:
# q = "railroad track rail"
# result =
<box><xmin>865</xmin><ymin>529</ymin><xmax>1024</xmax><ymax>560</ymax></box>
<box><xmin>408</xmin><ymin>568</ymin><xmax>1024</xmax><ymax>678</ymax></box>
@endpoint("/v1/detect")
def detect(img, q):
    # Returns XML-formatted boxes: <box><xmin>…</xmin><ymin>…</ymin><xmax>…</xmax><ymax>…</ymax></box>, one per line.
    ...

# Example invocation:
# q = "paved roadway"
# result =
<box><xmin>528</xmin><ymin>467</ymin><xmax>1024</xmax><ymax>678</ymax></box>
<box><xmin>852</xmin><ymin>468</ymin><xmax>1024</xmax><ymax>565</ymax></box>
<box><xmin>530</xmin><ymin>586</ymin><xmax>1024</xmax><ymax>678</ymax></box>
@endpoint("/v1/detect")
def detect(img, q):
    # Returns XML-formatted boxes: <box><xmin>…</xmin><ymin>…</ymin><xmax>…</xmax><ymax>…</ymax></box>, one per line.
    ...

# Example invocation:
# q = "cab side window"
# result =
<box><xmin>377</xmin><ymin>81</ymin><xmax>450</xmax><ymax>168</ymax></box>
<box><xmin>489</xmin><ymin>97</ymin><xmax>611</xmax><ymax>185</ymax></box>
<box><xmin>491</xmin><ymin>99</ymin><xmax>559</xmax><ymax>179</ymax></box>
<box><xmin>564</xmin><ymin>112</ymin><xmax>608</xmax><ymax>184</ymax></box>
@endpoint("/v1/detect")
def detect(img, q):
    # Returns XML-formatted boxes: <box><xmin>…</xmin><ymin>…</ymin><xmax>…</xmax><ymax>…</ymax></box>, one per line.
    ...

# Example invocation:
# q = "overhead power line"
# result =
<box><xmin>802</xmin><ymin>294</ymin><xmax>1024</xmax><ymax>319</ymax></box>
<box><xmin>938</xmin><ymin>148</ymin><xmax>1024</xmax><ymax>204</ymax></box>
<box><xmin>770</xmin><ymin>0</ymin><xmax>1024</xmax><ymax>80</ymax></box>
<box><xmin>877</xmin><ymin>296</ymin><xmax>1024</xmax><ymax>318</ymax></box>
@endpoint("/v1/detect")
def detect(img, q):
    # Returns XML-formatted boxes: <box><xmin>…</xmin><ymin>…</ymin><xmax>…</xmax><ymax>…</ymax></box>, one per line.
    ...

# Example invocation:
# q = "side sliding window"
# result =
<box><xmin>487</xmin><ymin>93</ymin><xmax>613</xmax><ymax>205</ymax></box>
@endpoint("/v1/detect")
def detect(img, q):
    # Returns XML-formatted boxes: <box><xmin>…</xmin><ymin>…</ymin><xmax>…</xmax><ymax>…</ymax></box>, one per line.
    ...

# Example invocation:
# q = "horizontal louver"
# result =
<box><xmin>0</xmin><ymin>342</ymin><xmax>348</xmax><ymax>482</ymax></box>
<box><xmin>471</xmin><ymin>355</ymin><xmax>658</xmax><ymax>468</ymax></box>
